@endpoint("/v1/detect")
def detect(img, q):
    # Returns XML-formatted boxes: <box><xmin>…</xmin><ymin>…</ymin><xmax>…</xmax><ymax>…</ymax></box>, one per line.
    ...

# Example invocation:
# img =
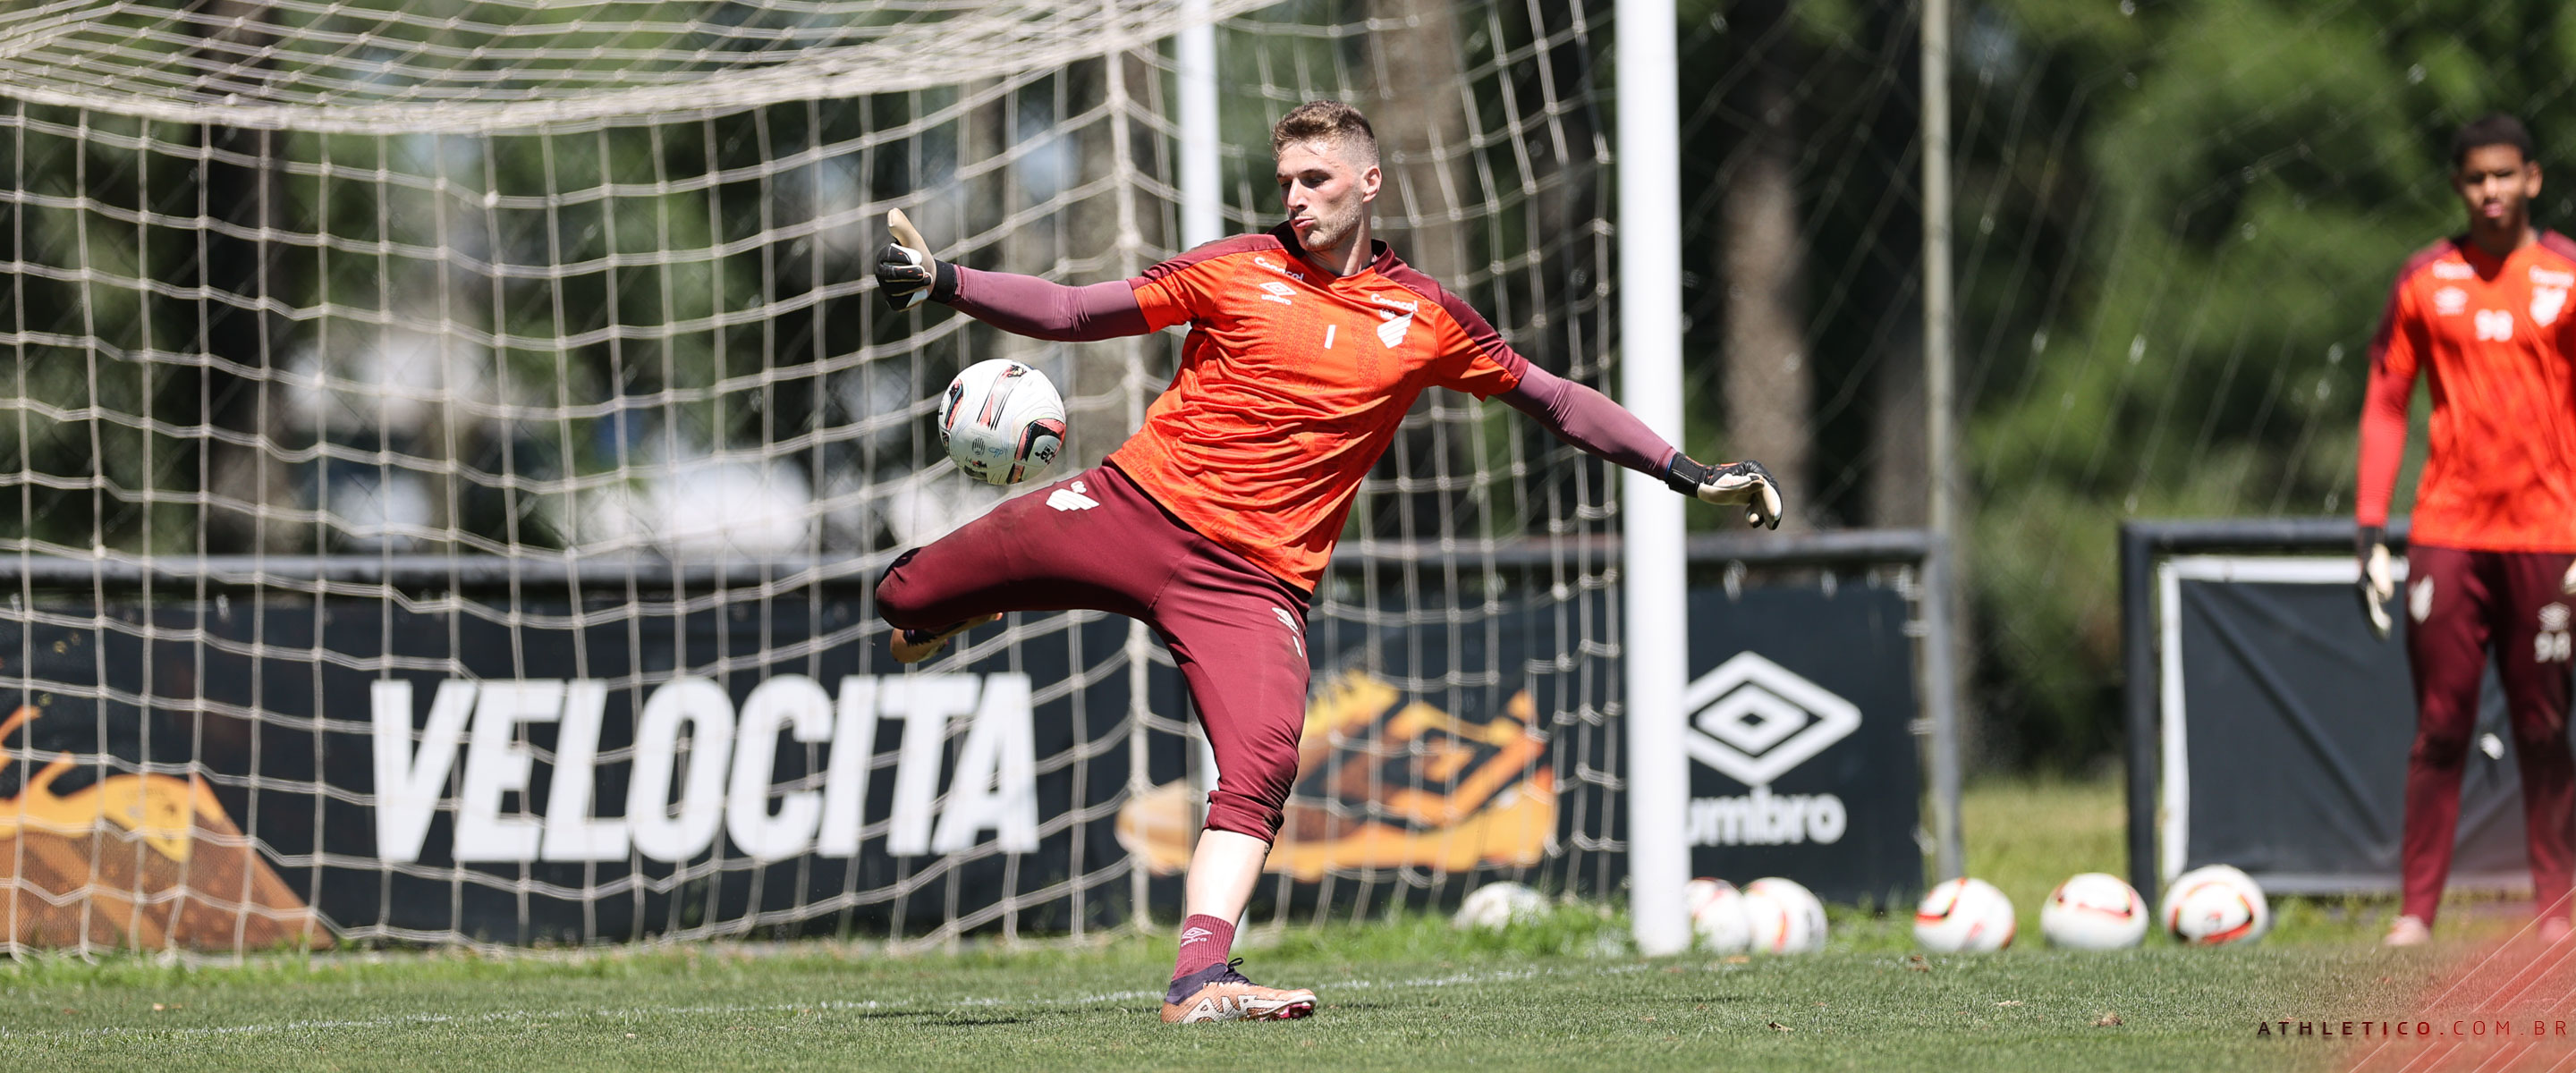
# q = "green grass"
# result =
<box><xmin>0</xmin><ymin>776</ymin><xmax>2560</xmax><ymax>1071</ymax></box>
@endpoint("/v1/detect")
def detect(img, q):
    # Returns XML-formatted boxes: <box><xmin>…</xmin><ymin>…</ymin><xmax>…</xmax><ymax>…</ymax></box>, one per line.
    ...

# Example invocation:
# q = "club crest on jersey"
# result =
<box><xmin>2535</xmin><ymin>286</ymin><xmax>2568</xmax><ymax>326</ymax></box>
<box><xmin>1368</xmin><ymin>295</ymin><xmax>1419</xmax><ymax>348</ymax></box>
<box><xmin>2435</xmin><ymin>287</ymin><xmax>2468</xmax><ymax>316</ymax></box>
<box><xmin>1254</xmin><ymin>281</ymin><xmax>1295</xmax><ymax>306</ymax></box>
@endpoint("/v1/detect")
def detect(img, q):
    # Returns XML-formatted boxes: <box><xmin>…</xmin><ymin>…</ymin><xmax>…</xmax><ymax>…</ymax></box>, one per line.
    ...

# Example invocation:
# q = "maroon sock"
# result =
<box><xmin>1171</xmin><ymin>914</ymin><xmax>1236</xmax><ymax>979</ymax></box>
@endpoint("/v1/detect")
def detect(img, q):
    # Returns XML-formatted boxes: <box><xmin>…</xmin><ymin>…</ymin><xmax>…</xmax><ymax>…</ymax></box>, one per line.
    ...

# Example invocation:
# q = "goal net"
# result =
<box><xmin>0</xmin><ymin>0</ymin><xmax>1624</xmax><ymax>952</ymax></box>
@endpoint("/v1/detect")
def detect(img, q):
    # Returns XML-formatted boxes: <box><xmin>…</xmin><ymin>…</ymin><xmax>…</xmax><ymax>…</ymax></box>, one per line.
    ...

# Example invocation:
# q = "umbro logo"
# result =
<box><xmin>1255</xmin><ymin>281</ymin><xmax>1295</xmax><ymax>305</ymax></box>
<box><xmin>1047</xmin><ymin>479</ymin><xmax>1098</xmax><ymax>511</ymax></box>
<box><xmin>1180</xmin><ymin>925</ymin><xmax>1216</xmax><ymax>946</ymax></box>
<box><xmin>1682</xmin><ymin>652</ymin><xmax>1860</xmax><ymax>787</ymax></box>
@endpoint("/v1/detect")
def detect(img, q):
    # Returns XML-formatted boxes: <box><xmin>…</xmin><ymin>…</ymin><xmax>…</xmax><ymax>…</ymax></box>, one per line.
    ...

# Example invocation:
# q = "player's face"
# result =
<box><xmin>2455</xmin><ymin>144</ymin><xmax>2541</xmax><ymax>232</ymax></box>
<box><xmin>1276</xmin><ymin>139</ymin><xmax>1381</xmax><ymax>260</ymax></box>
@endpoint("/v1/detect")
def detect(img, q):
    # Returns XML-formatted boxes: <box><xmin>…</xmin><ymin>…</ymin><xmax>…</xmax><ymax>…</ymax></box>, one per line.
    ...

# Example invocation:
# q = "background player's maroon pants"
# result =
<box><xmin>875</xmin><ymin>463</ymin><xmax>1312</xmax><ymax>841</ymax></box>
<box><xmin>2402</xmin><ymin>544</ymin><xmax>2576</xmax><ymax>925</ymax></box>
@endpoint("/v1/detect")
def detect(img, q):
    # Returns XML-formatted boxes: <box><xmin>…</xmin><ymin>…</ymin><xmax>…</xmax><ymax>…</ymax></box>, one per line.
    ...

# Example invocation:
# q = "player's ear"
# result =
<box><xmin>1360</xmin><ymin>161</ymin><xmax>1382</xmax><ymax>203</ymax></box>
<box><xmin>2526</xmin><ymin>159</ymin><xmax>2544</xmax><ymax>198</ymax></box>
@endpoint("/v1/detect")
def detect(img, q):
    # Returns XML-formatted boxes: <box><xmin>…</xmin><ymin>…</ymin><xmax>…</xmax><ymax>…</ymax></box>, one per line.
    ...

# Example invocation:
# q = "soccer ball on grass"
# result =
<box><xmin>2040</xmin><ymin>872</ymin><xmax>2149</xmax><ymax>950</ymax></box>
<box><xmin>939</xmin><ymin>359</ymin><xmax>1067</xmax><ymax>485</ymax></box>
<box><xmin>1913</xmin><ymin>876</ymin><xmax>2016</xmax><ymax>952</ymax></box>
<box><xmin>2160</xmin><ymin>864</ymin><xmax>2269</xmax><ymax>945</ymax></box>
<box><xmin>1683</xmin><ymin>877</ymin><xmax>1750</xmax><ymax>953</ymax></box>
<box><xmin>1453</xmin><ymin>881</ymin><xmax>1549</xmax><ymax>930</ymax></box>
<box><xmin>1741</xmin><ymin>876</ymin><xmax>1827</xmax><ymax>954</ymax></box>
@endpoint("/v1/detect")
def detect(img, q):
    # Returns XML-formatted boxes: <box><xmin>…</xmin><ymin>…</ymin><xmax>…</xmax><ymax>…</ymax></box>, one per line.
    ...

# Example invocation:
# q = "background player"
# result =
<box><xmin>2357</xmin><ymin>114</ymin><xmax>2576</xmax><ymax>947</ymax></box>
<box><xmin>873</xmin><ymin>101</ymin><xmax>1782</xmax><ymax>1019</ymax></box>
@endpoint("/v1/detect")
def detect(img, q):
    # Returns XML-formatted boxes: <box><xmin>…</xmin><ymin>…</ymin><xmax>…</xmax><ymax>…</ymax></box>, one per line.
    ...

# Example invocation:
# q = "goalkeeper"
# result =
<box><xmin>873</xmin><ymin>101</ymin><xmax>1782</xmax><ymax>1022</ymax></box>
<box><xmin>2356</xmin><ymin>114</ymin><xmax>2576</xmax><ymax>947</ymax></box>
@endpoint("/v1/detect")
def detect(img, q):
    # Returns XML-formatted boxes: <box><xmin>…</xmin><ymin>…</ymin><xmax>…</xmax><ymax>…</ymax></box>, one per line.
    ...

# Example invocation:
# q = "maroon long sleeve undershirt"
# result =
<box><xmin>942</xmin><ymin>266</ymin><xmax>1680</xmax><ymax>478</ymax></box>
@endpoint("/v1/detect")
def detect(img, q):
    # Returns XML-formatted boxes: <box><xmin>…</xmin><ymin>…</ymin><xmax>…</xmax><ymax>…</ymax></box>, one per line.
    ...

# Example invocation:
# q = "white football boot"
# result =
<box><xmin>1160</xmin><ymin>959</ymin><xmax>1317</xmax><ymax>1024</ymax></box>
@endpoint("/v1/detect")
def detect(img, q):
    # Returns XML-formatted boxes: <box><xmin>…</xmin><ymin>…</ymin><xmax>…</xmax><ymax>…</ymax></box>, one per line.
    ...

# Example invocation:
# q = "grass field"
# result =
<box><xmin>4</xmin><ymin>777</ymin><xmax>2570</xmax><ymax>1072</ymax></box>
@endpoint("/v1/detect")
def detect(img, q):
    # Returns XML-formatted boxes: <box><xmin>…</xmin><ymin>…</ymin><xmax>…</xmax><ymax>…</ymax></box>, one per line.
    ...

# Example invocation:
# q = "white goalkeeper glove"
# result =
<box><xmin>2357</xmin><ymin>525</ymin><xmax>2394</xmax><ymax>641</ymax></box>
<box><xmin>1664</xmin><ymin>456</ymin><xmax>1784</xmax><ymax>529</ymax></box>
<box><xmin>875</xmin><ymin>207</ymin><xmax>955</xmax><ymax>310</ymax></box>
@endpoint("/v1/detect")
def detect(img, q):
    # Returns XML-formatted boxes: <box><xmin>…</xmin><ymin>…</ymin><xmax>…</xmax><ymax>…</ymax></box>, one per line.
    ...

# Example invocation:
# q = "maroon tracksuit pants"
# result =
<box><xmin>2402</xmin><ymin>544</ymin><xmax>2576</xmax><ymax>924</ymax></box>
<box><xmin>874</xmin><ymin>463</ymin><xmax>1313</xmax><ymax>841</ymax></box>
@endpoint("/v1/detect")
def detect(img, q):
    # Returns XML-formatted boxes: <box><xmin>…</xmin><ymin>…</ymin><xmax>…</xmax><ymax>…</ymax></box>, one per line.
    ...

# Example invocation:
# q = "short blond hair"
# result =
<box><xmin>1270</xmin><ymin>100</ymin><xmax>1379</xmax><ymax>167</ymax></box>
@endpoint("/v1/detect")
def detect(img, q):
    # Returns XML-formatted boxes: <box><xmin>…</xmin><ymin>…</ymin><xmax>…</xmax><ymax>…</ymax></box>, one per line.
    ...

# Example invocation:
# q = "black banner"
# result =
<box><xmin>0</xmin><ymin>567</ymin><xmax>1921</xmax><ymax>949</ymax></box>
<box><xmin>2172</xmin><ymin>568</ymin><xmax>2552</xmax><ymax>891</ymax></box>
<box><xmin>1682</xmin><ymin>583</ymin><xmax>1922</xmax><ymax>908</ymax></box>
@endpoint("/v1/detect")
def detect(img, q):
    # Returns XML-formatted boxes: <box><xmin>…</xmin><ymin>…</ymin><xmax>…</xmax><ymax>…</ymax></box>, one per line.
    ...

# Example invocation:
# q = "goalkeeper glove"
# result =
<box><xmin>1664</xmin><ymin>456</ymin><xmax>1784</xmax><ymax>529</ymax></box>
<box><xmin>876</xmin><ymin>207</ymin><xmax>956</xmax><ymax>310</ymax></box>
<box><xmin>2357</xmin><ymin>525</ymin><xmax>2394</xmax><ymax>641</ymax></box>
<box><xmin>2563</xmin><ymin>554</ymin><xmax>2576</xmax><ymax>596</ymax></box>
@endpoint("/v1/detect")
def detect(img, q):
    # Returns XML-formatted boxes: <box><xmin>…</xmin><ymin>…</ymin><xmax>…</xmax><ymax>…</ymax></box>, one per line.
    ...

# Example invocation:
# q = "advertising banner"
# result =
<box><xmin>2165</xmin><ymin>558</ymin><xmax>2546</xmax><ymax>892</ymax></box>
<box><xmin>0</xmin><ymin>568</ymin><xmax>1921</xmax><ymax>950</ymax></box>
<box><xmin>1682</xmin><ymin>585</ymin><xmax>1923</xmax><ymax>908</ymax></box>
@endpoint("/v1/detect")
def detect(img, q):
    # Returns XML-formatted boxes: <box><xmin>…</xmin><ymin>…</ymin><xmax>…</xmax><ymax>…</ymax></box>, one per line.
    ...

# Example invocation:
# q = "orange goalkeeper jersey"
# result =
<box><xmin>2359</xmin><ymin>232</ymin><xmax>2576</xmax><ymax>552</ymax></box>
<box><xmin>1108</xmin><ymin>225</ymin><xmax>1530</xmax><ymax>590</ymax></box>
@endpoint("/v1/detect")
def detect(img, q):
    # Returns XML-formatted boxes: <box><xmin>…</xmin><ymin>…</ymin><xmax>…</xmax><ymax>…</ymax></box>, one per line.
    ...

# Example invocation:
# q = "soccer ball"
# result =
<box><xmin>1453</xmin><ymin>881</ymin><xmax>1548</xmax><ymax>930</ymax></box>
<box><xmin>1684</xmin><ymin>877</ymin><xmax>1750</xmax><ymax>953</ymax></box>
<box><xmin>939</xmin><ymin>359</ymin><xmax>1067</xmax><ymax>485</ymax></box>
<box><xmin>2041</xmin><ymin>872</ymin><xmax>2149</xmax><ymax>950</ymax></box>
<box><xmin>2160</xmin><ymin>864</ymin><xmax>2269</xmax><ymax>945</ymax></box>
<box><xmin>1914</xmin><ymin>876</ymin><xmax>2016</xmax><ymax>952</ymax></box>
<box><xmin>1741</xmin><ymin>876</ymin><xmax>1828</xmax><ymax>954</ymax></box>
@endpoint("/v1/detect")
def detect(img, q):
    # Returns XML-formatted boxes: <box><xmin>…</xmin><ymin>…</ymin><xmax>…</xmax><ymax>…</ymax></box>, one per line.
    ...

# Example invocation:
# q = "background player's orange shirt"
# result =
<box><xmin>2359</xmin><ymin>232</ymin><xmax>2576</xmax><ymax>552</ymax></box>
<box><xmin>1109</xmin><ymin>225</ymin><xmax>1530</xmax><ymax>590</ymax></box>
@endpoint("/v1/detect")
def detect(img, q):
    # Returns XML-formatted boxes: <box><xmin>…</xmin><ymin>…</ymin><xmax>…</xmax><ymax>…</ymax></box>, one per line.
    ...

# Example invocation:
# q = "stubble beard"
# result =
<box><xmin>1299</xmin><ymin>201</ymin><xmax>1364</xmax><ymax>260</ymax></box>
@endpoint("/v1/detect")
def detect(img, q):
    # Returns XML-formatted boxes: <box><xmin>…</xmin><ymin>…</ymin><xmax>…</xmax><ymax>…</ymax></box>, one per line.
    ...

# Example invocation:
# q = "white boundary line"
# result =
<box><xmin>2155</xmin><ymin>554</ymin><xmax>2411</xmax><ymax>886</ymax></box>
<box><xmin>0</xmin><ymin>963</ymin><xmax>1635</xmax><ymax>1041</ymax></box>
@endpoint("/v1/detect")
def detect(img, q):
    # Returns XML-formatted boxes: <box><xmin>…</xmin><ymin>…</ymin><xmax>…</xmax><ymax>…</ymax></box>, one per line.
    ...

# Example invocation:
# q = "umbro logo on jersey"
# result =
<box><xmin>1047</xmin><ymin>479</ymin><xmax>1098</xmax><ymax>511</ymax></box>
<box><xmin>2435</xmin><ymin>287</ymin><xmax>2468</xmax><ymax>316</ymax></box>
<box><xmin>2477</xmin><ymin>308</ymin><xmax>2514</xmax><ymax>341</ymax></box>
<box><xmin>1255</xmin><ymin>281</ymin><xmax>1295</xmax><ymax>305</ymax></box>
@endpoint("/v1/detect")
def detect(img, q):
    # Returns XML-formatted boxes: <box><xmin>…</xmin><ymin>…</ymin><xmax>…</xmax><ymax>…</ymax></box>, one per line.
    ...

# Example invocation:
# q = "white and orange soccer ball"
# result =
<box><xmin>1914</xmin><ymin>876</ymin><xmax>2016</xmax><ymax>952</ymax></box>
<box><xmin>1453</xmin><ymin>881</ymin><xmax>1548</xmax><ymax>930</ymax></box>
<box><xmin>1684</xmin><ymin>877</ymin><xmax>1751</xmax><ymax>954</ymax></box>
<box><xmin>2040</xmin><ymin>872</ymin><xmax>2149</xmax><ymax>950</ymax></box>
<box><xmin>2160</xmin><ymin>865</ymin><xmax>2270</xmax><ymax>945</ymax></box>
<box><xmin>1741</xmin><ymin>876</ymin><xmax>1828</xmax><ymax>954</ymax></box>
<box><xmin>939</xmin><ymin>359</ymin><xmax>1067</xmax><ymax>485</ymax></box>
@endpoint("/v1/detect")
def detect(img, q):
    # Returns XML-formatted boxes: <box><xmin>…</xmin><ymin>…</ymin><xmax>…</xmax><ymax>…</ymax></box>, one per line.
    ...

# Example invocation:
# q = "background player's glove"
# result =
<box><xmin>1664</xmin><ymin>455</ymin><xmax>1784</xmax><ymax>529</ymax></box>
<box><xmin>876</xmin><ymin>207</ymin><xmax>956</xmax><ymax>310</ymax></box>
<box><xmin>2563</xmin><ymin>554</ymin><xmax>2576</xmax><ymax>596</ymax></box>
<box><xmin>2357</xmin><ymin>525</ymin><xmax>2394</xmax><ymax>641</ymax></box>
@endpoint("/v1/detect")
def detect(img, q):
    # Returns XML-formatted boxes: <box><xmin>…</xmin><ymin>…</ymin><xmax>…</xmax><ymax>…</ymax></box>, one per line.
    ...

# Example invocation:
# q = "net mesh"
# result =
<box><xmin>0</xmin><ymin>0</ymin><xmax>1623</xmax><ymax>953</ymax></box>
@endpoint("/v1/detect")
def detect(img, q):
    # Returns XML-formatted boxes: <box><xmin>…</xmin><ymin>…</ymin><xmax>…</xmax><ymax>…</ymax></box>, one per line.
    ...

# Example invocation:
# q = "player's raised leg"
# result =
<box><xmin>2491</xmin><ymin>552</ymin><xmax>2576</xmax><ymax>940</ymax></box>
<box><xmin>874</xmin><ymin>469</ymin><xmax>1165</xmax><ymax>663</ymax></box>
<box><xmin>1150</xmin><ymin>539</ymin><xmax>1318</xmax><ymax>1024</ymax></box>
<box><xmin>2394</xmin><ymin>545</ymin><xmax>2493</xmax><ymax>943</ymax></box>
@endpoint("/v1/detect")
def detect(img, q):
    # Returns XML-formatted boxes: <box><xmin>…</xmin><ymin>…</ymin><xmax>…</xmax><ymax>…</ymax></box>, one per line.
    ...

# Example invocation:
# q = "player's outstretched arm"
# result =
<box><xmin>1496</xmin><ymin>365</ymin><xmax>1784</xmax><ymax>529</ymax></box>
<box><xmin>873</xmin><ymin>208</ymin><xmax>1149</xmax><ymax>342</ymax></box>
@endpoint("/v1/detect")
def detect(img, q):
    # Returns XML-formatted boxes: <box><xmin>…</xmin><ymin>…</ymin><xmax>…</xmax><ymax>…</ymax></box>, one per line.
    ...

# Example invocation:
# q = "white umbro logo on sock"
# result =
<box><xmin>1180</xmin><ymin>926</ymin><xmax>1215</xmax><ymax>946</ymax></box>
<box><xmin>1047</xmin><ymin>478</ymin><xmax>1097</xmax><ymax>511</ymax></box>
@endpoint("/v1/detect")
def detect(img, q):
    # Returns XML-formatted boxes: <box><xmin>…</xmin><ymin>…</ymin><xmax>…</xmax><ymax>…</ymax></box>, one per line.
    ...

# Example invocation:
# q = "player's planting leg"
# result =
<box><xmin>2395</xmin><ymin>545</ymin><xmax>2492</xmax><ymax>942</ymax></box>
<box><xmin>2492</xmin><ymin>551</ymin><xmax>2576</xmax><ymax>938</ymax></box>
<box><xmin>1153</xmin><ymin>543</ymin><xmax>1318</xmax><ymax>1024</ymax></box>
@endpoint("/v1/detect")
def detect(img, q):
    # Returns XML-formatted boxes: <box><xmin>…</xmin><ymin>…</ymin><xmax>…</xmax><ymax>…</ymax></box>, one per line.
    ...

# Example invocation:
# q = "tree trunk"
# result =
<box><xmin>1720</xmin><ymin>28</ymin><xmax>1812</xmax><ymax>532</ymax></box>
